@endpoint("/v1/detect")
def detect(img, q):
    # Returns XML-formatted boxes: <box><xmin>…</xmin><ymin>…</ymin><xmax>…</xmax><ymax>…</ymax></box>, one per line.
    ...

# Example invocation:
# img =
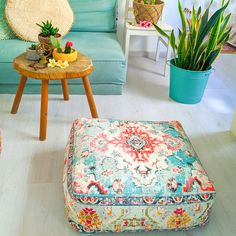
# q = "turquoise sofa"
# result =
<box><xmin>0</xmin><ymin>0</ymin><xmax>126</xmax><ymax>95</ymax></box>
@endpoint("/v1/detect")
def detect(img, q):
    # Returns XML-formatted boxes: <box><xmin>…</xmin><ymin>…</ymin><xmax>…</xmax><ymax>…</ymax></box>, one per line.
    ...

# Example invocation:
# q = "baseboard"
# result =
<box><xmin>129</xmin><ymin>51</ymin><xmax>168</xmax><ymax>58</ymax></box>
<box><xmin>0</xmin><ymin>84</ymin><xmax>123</xmax><ymax>95</ymax></box>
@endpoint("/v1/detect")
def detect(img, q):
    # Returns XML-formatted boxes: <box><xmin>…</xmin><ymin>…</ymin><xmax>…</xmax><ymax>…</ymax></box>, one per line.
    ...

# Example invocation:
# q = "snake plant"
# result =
<box><xmin>153</xmin><ymin>0</ymin><xmax>232</xmax><ymax>71</ymax></box>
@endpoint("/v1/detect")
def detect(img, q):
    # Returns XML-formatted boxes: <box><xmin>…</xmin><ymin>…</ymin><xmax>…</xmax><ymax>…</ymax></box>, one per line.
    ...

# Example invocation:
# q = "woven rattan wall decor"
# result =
<box><xmin>5</xmin><ymin>0</ymin><xmax>74</xmax><ymax>42</ymax></box>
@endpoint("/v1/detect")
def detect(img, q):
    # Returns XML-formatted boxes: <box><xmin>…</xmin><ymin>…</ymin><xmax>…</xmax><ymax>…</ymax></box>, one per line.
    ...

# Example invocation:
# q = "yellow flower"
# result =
<box><xmin>105</xmin><ymin>208</ymin><xmax>113</xmax><ymax>216</ymax></box>
<box><xmin>47</xmin><ymin>59</ymin><xmax>57</xmax><ymax>68</ymax></box>
<box><xmin>57</xmin><ymin>60</ymin><xmax>69</xmax><ymax>68</ymax></box>
<box><xmin>114</xmin><ymin>224</ymin><xmax>122</xmax><ymax>232</ymax></box>
<box><xmin>167</xmin><ymin>208</ymin><xmax>191</xmax><ymax>229</ymax></box>
<box><xmin>156</xmin><ymin>207</ymin><xmax>164</xmax><ymax>216</ymax></box>
<box><xmin>145</xmin><ymin>224</ymin><xmax>152</xmax><ymax>231</ymax></box>
<box><xmin>65</xmin><ymin>206</ymin><xmax>70</xmax><ymax>217</ymax></box>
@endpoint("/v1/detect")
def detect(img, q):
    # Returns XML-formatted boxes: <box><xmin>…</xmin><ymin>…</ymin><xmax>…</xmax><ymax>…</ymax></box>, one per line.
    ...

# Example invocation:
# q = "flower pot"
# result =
<box><xmin>52</xmin><ymin>48</ymin><xmax>78</xmax><ymax>62</ymax></box>
<box><xmin>133</xmin><ymin>0</ymin><xmax>164</xmax><ymax>24</ymax></box>
<box><xmin>26</xmin><ymin>48</ymin><xmax>41</xmax><ymax>61</ymax></box>
<box><xmin>38</xmin><ymin>33</ymin><xmax>61</xmax><ymax>45</ymax></box>
<box><xmin>169</xmin><ymin>59</ymin><xmax>213</xmax><ymax>104</ymax></box>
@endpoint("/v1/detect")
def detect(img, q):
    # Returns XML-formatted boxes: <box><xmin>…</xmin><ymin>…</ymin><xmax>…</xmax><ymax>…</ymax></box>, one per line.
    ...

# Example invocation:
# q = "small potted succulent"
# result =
<box><xmin>133</xmin><ymin>0</ymin><xmax>164</xmax><ymax>24</ymax></box>
<box><xmin>36</xmin><ymin>20</ymin><xmax>61</xmax><ymax>45</ymax></box>
<box><xmin>26</xmin><ymin>44</ymin><xmax>41</xmax><ymax>61</ymax></box>
<box><xmin>50</xmin><ymin>36</ymin><xmax>78</xmax><ymax>62</ymax></box>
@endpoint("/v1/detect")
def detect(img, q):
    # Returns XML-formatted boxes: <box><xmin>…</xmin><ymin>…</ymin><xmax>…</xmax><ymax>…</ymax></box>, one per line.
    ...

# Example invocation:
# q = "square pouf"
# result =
<box><xmin>63</xmin><ymin>118</ymin><xmax>216</xmax><ymax>234</ymax></box>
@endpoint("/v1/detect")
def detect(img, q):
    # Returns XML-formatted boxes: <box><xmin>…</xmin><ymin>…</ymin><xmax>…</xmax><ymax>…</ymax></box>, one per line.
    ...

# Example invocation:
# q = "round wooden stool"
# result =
<box><xmin>11</xmin><ymin>53</ymin><xmax>98</xmax><ymax>141</ymax></box>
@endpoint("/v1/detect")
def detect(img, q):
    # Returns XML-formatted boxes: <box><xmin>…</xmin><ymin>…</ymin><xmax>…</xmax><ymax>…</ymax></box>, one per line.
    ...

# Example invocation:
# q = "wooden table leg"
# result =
<box><xmin>40</xmin><ymin>80</ymin><xmax>49</xmax><ymax>141</ymax></box>
<box><xmin>11</xmin><ymin>75</ymin><xmax>27</xmax><ymax>114</ymax></box>
<box><xmin>61</xmin><ymin>79</ymin><xmax>69</xmax><ymax>101</ymax></box>
<box><xmin>82</xmin><ymin>76</ymin><xmax>98</xmax><ymax>118</ymax></box>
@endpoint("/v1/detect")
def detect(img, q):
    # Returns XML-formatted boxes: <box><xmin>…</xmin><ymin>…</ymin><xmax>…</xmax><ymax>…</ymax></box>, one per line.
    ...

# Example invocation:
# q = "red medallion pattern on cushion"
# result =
<box><xmin>110</xmin><ymin>125</ymin><xmax>161</xmax><ymax>162</ymax></box>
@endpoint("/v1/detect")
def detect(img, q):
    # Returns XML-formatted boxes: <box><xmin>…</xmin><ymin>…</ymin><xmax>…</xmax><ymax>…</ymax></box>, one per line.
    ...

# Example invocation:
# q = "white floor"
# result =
<box><xmin>0</xmin><ymin>54</ymin><xmax>236</xmax><ymax>236</ymax></box>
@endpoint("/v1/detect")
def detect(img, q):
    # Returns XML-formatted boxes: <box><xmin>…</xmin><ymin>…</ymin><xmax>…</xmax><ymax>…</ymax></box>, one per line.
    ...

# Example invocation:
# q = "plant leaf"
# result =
<box><xmin>50</xmin><ymin>36</ymin><xmax>60</xmax><ymax>48</ymax></box>
<box><xmin>219</xmin><ymin>13</ymin><xmax>232</xmax><ymax>37</ymax></box>
<box><xmin>196</xmin><ymin>0</ymin><xmax>229</xmax><ymax>50</ymax></box>
<box><xmin>153</xmin><ymin>23</ymin><xmax>170</xmax><ymax>39</ymax></box>
<box><xmin>177</xmin><ymin>30</ymin><xmax>186</xmax><ymax>68</ymax></box>
<box><xmin>202</xmin><ymin>47</ymin><xmax>221</xmax><ymax>70</ymax></box>
<box><xmin>178</xmin><ymin>0</ymin><xmax>186</xmax><ymax>32</ymax></box>
<box><xmin>218</xmin><ymin>27</ymin><xmax>231</xmax><ymax>44</ymax></box>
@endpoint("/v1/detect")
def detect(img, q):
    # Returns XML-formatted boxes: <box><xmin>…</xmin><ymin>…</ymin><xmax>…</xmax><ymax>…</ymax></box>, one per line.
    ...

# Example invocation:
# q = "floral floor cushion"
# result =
<box><xmin>63</xmin><ymin>118</ymin><xmax>216</xmax><ymax>234</ymax></box>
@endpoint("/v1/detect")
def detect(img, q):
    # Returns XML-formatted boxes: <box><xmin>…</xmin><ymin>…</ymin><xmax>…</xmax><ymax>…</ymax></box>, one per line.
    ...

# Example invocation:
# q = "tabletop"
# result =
<box><xmin>13</xmin><ymin>53</ymin><xmax>93</xmax><ymax>80</ymax></box>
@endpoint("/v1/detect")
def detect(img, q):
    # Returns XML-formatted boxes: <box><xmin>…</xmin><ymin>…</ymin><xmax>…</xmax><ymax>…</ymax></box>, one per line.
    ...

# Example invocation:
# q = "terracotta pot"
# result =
<box><xmin>38</xmin><ymin>33</ymin><xmax>61</xmax><ymax>45</ymax></box>
<box><xmin>52</xmin><ymin>48</ymin><xmax>78</xmax><ymax>62</ymax></box>
<box><xmin>26</xmin><ymin>48</ymin><xmax>41</xmax><ymax>61</ymax></box>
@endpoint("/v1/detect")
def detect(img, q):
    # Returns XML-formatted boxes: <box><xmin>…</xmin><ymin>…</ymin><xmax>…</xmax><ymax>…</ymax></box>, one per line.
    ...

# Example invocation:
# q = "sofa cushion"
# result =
<box><xmin>0</xmin><ymin>32</ymin><xmax>126</xmax><ymax>86</ymax></box>
<box><xmin>0</xmin><ymin>32</ymin><xmax>124</xmax><ymax>63</ymax></box>
<box><xmin>0</xmin><ymin>0</ymin><xmax>16</xmax><ymax>39</ymax></box>
<box><xmin>63</xmin><ymin>118</ymin><xmax>216</xmax><ymax>233</ymax></box>
<box><xmin>69</xmin><ymin>0</ymin><xmax>117</xmax><ymax>32</ymax></box>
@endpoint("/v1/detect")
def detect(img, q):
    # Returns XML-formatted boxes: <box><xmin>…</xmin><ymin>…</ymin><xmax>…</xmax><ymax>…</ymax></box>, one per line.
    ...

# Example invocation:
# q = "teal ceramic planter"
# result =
<box><xmin>169</xmin><ymin>59</ymin><xmax>213</xmax><ymax>104</ymax></box>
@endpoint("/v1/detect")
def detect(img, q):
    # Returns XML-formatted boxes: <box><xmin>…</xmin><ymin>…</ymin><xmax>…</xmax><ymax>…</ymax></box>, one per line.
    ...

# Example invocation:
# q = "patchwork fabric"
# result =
<box><xmin>63</xmin><ymin>118</ymin><xmax>216</xmax><ymax>233</ymax></box>
<box><xmin>0</xmin><ymin>0</ymin><xmax>15</xmax><ymax>40</ymax></box>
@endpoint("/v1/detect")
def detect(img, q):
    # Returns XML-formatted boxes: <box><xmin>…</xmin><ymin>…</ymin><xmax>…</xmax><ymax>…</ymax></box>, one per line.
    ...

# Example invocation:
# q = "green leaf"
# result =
<box><xmin>50</xmin><ymin>36</ymin><xmax>61</xmax><ymax>49</ymax></box>
<box><xmin>191</xmin><ymin>6</ymin><xmax>197</xmax><ymax>30</ymax></box>
<box><xmin>152</xmin><ymin>23</ymin><xmax>170</xmax><ymax>39</ymax></box>
<box><xmin>197</xmin><ymin>6</ymin><xmax>202</xmax><ymax>18</ymax></box>
<box><xmin>218</xmin><ymin>27</ymin><xmax>232</xmax><ymax>44</ymax></box>
<box><xmin>219</xmin><ymin>13</ymin><xmax>232</xmax><ymax>37</ymax></box>
<box><xmin>177</xmin><ymin>30</ymin><xmax>186</xmax><ymax>68</ymax></box>
<box><xmin>198</xmin><ymin>2</ymin><xmax>211</xmax><ymax>37</ymax></box>
<box><xmin>170</xmin><ymin>30</ymin><xmax>177</xmax><ymax>49</ymax></box>
<box><xmin>170</xmin><ymin>30</ymin><xmax>177</xmax><ymax>65</ymax></box>
<box><xmin>197</xmin><ymin>0</ymin><xmax>229</xmax><ymax>48</ymax></box>
<box><xmin>206</xmin><ymin>16</ymin><xmax>222</xmax><ymax>56</ymax></box>
<box><xmin>178</xmin><ymin>0</ymin><xmax>186</xmax><ymax>32</ymax></box>
<box><xmin>202</xmin><ymin>47</ymin><xmax>221</xmax><ymax>70</ymax></box>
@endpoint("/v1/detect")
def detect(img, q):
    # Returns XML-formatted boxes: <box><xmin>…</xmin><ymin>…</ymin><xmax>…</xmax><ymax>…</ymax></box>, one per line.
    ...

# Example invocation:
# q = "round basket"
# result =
<box><xmin>133</xmin><ymin>0</ymin><xmax>164</xmax><ymax>24</ymax></box>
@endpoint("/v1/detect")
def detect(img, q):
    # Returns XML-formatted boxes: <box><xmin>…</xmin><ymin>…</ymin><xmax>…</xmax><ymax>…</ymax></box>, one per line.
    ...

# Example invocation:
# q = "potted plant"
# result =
<box><xmin>26</xmin><ymin>44</ymin><xmax>41</xmax><ymax>61</ymax></box>
<box><xmin>133</xmin><ymin>0</ymin><xmax>164</xmax><ymax>24</ymax></box>
<box><xmin>153</xmin><ymin>0</ymin><xmax>232</xmax><ymax>104</ymax></box>
<box><xmin>36</xmin><ymin>20</ymin><xmax>61</xmax><ymax>45</ymax></box>
<box><xmin>50</xmin><ymin>36</ymin><xmax>78</xmax><ymax>62</ymax></box>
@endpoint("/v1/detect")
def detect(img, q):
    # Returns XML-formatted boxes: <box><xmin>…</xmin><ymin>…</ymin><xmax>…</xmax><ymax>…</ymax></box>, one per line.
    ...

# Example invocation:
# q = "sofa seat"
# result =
<box><xmin>63</xmin><ymin>118</ymin><xmax>216</xmax><ymax>233</ymax></box>
<box><xmin>0</xmin><ymin>32</ymin><xmax>126</xmax><ymax>95</ymax></box>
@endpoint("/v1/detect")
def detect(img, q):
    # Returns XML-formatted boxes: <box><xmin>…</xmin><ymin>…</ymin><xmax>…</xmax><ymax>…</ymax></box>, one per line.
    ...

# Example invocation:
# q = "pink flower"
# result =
<box><xmin>140</xmin><ymin>21</ymin><xmax>147</xmax><ymax>27</ymax></box>
<box><xmin>66</xmin><ymin>41</ymin><xmax>73</xmax><ymax>47</ymax></box>
<box><xmin>145</xmin><ymin>22</ymin><xmax>151</xmax><ymax>28</ymax></box>
<box><xmin>139</xmin><ymin>20</ymin><xmax>152</xmax><ymax>28</ymax></box>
